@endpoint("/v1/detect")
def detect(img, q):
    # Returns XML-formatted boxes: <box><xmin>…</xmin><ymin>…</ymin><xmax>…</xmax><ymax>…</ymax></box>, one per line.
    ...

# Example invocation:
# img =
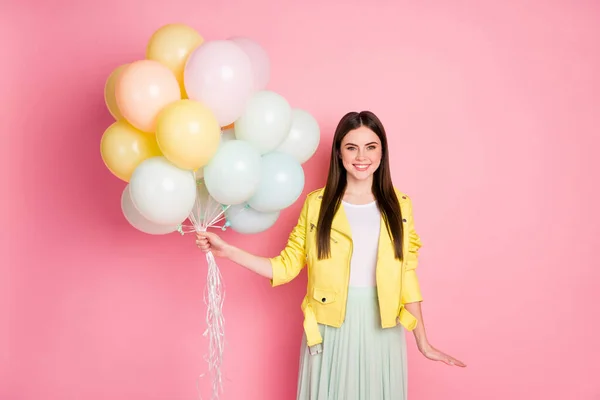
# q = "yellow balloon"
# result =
<box><xmin>146</xmin><ymin>24</ymin><xmax>204</xmax><ymax>98</ymax></box>
<box><xmin>104</xmin><ymin>64</ymin><xmax>128</xmax><ymax>120</ymax></box>
<box><xmin>100</xmin><ymin>120</ymin><xmax>162</xmax><ymax>182</ymax></box>
<box><xmin>156</xmin><ymin>100</ymin><xmax>220</xmax><ymax>170</ymax></box>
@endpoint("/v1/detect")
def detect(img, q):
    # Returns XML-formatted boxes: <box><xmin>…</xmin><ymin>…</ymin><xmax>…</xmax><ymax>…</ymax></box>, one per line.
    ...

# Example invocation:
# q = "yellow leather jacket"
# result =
<box><xmin>269</xmin><ymin>188</ymin><xmax>423</xmax><ymax>351</ymax></box>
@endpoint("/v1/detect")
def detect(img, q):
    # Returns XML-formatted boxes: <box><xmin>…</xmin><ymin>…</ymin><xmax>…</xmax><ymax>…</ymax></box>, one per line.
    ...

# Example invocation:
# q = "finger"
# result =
<box><xmin>441</xmin><ymin>358</ymin><xmax>454</xmax><ymax>366</ymax></box>
<box><xmin>444</xmin><ymin>356</ymin><xmax>466</xmax><ymax>367</ymax></box>
<box><xmin>451</xmin><ymin>358</ymin><xmax>466</xmax><ymax>367</ymax></box>
<box><xmin>197</xmin><ymin>242</ymin><xmax>210</xmax><ymax>250</ymax></box>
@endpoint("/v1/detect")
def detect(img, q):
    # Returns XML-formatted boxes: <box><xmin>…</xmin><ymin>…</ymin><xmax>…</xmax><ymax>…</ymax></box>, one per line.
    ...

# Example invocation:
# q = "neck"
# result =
<box><xmin>345</xmin><ymin>175</ymin><xmax>373</xmax><ymax>195</ymax></box>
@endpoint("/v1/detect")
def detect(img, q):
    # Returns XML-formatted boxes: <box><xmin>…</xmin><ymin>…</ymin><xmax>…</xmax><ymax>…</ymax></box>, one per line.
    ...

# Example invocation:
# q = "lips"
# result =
<box><xmin>353</xmin><ymin>164</ymin><xmax>370</xmax><ymax>171</ymax></box>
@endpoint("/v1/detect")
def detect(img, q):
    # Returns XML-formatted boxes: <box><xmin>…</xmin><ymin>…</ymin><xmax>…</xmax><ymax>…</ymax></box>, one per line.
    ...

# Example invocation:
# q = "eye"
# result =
<box><xmin>367</xmin><ymin>145</ymin><xmax>378</xmax><ymax>150</ymax></box>
<box><xmin>345</xmin><ymin>146</ymin><xmax>357</xmax><ymax>151</ymax></box>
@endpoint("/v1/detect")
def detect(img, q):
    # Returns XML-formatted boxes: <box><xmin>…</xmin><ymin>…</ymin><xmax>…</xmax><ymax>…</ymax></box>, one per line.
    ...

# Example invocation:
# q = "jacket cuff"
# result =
<box><xmin>397</xmin><ymin>307</ymin><xmax>418</xmax><ymax>331</ymax></box>
<box><xmin>401</xmin><ymin>270</ymin><xmax>423</xmax><ymax>304</ymax></box>
<box><xmin>269</xmin><ymin>258</ymin><xmax>286</xmax><ymax>287</ymax></box>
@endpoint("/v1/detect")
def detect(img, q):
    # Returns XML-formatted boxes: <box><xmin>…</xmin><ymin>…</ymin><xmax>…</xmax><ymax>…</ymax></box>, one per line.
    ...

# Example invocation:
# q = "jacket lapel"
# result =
<box><xmin>331</xmin><ymin>202</ymin><xmax>353</xmax><ymax>239</ymax></box>
<box><xmin>331</xmin><ymin>201</ymin><xmax>393</xmax><ymax>258</ymax></box>
<box><xmin>314</xmin><ymin>190</ymin><xmax>396</xmax><ymax>255</ymax></box>
<box><xmin>377</xmin><ymin>215</ymin><xmax>394</xmax><ymax>259</ymax></box>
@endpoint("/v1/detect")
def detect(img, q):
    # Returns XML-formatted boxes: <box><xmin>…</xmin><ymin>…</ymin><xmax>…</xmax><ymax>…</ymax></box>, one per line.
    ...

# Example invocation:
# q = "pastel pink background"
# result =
<box><xmin>2</xmin><ymin>0</ymin><xmax>599</xmax><ymax>399</ymax></box>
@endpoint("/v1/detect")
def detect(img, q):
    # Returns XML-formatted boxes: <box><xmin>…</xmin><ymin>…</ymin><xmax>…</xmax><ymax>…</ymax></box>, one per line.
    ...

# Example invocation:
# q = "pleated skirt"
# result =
<box><xmin>297</xmin><ymin>286</ymin><xmax>408</xmax><ymax>400</ymax></box>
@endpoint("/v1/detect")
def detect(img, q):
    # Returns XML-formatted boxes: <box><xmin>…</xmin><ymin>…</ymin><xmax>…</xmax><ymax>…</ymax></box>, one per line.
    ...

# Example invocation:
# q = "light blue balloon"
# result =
<box><xmin>203</xmin><ymin>140</ymin><xmax>262</xmax><ymax>205</ymax></box>
<box><xmin>247</xmin><ymin>152</ymin><xmax>305</xmax><ymax>212</ymax></box>
<box><xmin>225</xmin><ymin>203</ymin><xmax>280</xmax><ymax>234</ymax></box>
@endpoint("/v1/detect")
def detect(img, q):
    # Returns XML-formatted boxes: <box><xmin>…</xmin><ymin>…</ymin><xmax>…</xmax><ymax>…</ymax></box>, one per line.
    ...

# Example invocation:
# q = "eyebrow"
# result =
<box><xmin>344</xmin><ymin>142</ymin><xmax>379</xmax><ymax>146</ymax></box>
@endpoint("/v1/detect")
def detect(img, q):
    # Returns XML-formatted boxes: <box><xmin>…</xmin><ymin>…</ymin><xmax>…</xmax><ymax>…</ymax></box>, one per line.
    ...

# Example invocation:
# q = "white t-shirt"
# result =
<box><xmin>342</xmin><ymin>200</ymin><xmax>381</xmax><ymax>287</ymax></box>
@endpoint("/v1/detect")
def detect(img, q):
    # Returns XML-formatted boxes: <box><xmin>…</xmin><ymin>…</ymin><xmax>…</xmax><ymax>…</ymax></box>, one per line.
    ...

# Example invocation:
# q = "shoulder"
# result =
<box><xmin>303</xmin><ymin>187</ymin><xmax>411</xmax><ymax>203</ymax></box>
<box><xmin>393</xmin><ymin>187</ymin><xmax>411</xmax><ymax>202</ymax></box>
<box><xmin>306</xmin><ymin>187</ymin><xmax>325</xmax><ymax>202</ymax></box>
<box><xmin>297</xmin><ymin>188</ymin><xmax>325</xmax><ymax>218</ymax></box>
<box><xmin>294</xmin><ymin>187</ymin><xmax>324</xmax><ymax>214</ymax></box>
<box><xmin>393</xmin><ymin>187</ymin><xmax>415</xmax><ymax>212</ymax></box>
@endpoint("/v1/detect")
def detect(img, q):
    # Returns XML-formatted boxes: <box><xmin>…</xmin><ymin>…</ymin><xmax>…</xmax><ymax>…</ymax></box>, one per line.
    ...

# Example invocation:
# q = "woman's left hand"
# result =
<box><xmin>419</xmin><ymin>343</ymin><xmax>466</xmax><ymax>367</ymax></box>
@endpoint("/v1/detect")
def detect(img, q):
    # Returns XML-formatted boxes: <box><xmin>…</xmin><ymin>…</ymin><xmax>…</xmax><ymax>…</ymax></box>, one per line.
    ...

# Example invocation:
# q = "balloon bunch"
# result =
<box><xmin>100</xmin><ymin>23</ymin><xmax>320</xmax><ymax>399</ymax></box>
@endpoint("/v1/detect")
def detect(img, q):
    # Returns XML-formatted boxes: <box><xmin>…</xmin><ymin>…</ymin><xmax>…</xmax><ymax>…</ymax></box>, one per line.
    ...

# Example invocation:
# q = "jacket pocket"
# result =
<box><xmin>312</xmin><ymin>288</ymin><xmax>336</xmax><ymax>305</ymax></box>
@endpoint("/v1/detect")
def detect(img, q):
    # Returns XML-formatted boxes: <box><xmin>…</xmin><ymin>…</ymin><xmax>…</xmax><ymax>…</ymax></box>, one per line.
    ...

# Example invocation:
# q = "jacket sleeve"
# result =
<box><xmin>269</xmin><ymin>195</ymin><xmax>309</xmax><ymax>287</ymax></box>
<box><xmin>401</xmin><ymin>196</ymin><xmax>423</xmax><ymax>304</ymax></box>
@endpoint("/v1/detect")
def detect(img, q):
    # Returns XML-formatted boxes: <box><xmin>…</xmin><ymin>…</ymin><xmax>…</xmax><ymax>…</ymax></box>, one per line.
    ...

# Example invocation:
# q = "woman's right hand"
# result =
<box><xmin>196</xmin><ymin>231</ymin><xmax>231</xmax><ymax>258</ymax></box>
<box><xmin>196</xmin><ymin>231</ymin><xmax>273</xmax><ymax>279</ymax></box>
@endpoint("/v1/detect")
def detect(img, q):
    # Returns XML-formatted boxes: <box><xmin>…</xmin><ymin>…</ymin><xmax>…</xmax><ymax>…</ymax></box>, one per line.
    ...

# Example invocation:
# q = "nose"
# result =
<box><xmin>355</xmin><ymin>149</ymin><xmax>367</xmax><ymax>160</ymax></box>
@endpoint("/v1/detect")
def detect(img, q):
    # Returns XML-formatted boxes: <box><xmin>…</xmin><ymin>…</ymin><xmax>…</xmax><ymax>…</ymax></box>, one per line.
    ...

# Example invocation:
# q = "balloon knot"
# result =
<box><xmin>221</xmin><ymin>221</ymin><xmax>231</xmax><ymax>231</ymax></box>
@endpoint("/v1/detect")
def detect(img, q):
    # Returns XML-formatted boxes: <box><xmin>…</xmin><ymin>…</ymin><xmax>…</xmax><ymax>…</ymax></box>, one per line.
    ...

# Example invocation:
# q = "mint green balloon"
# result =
<box><xmin>225</xmin><ymin>204</ymin><xmax>280</xmax><ymax>234</ymax></box>
<box><xmin>204</xmin><ymin>140</ymin><xmax>262</xmax><ymax>205</ymax></box>
<box><xmin>247</xmin><ymin>152</ymin><xmax>305</xmax><ymax>212</ymax></box>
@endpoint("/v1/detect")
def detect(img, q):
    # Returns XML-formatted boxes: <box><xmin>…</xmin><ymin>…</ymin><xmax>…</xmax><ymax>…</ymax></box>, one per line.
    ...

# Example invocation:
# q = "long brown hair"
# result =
<box><xmin>316</xmin><ymin>111</ymin><xmax>404</xmax><ymax>260</ymax></box>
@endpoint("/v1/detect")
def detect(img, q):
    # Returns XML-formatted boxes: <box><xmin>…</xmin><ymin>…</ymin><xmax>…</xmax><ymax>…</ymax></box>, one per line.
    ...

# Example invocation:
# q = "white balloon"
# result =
<box><xmin>276</xmin><ymin>109</ymin><xmax>321</xmax><ymax>164</ymax></box>
<box><xmin>203</xmin><ymin>140</ymin><xmax>262</xmax><ymax>205</ymax></box>
<box><xmin>248</xmin><ymin>152</ymin><xmax>305</xmax><ymax>212</ymax></box>
<box><xmin>129</xmin><ymin>156</ymin><xmax>197</xmax><ymax>225</ymax></box>
<box><xmin>121</xmin><ymin>185</ymin><xmax>179</xmax><ymax>235</ymax></box>
<box><xmin>234</xmin><ymin>90</ymin><xmax>292</xmax><ymax>154</ymax></box>
<box><xmin>225</xmin><ymin>204</ymin><xmax>279</xmax><ymax>234</ymax></box>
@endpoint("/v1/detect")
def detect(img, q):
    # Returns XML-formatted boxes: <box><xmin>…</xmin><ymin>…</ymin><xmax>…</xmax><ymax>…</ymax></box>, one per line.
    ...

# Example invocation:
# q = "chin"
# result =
<box><xmin>347</xmin><ymin>171</ymin><xmax>374</xmax><ymax>181</ymax></box>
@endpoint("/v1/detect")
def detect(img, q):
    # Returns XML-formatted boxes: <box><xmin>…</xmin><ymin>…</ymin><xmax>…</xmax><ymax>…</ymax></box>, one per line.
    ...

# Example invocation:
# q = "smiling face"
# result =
<box><xmin>339</xmin><ymin>126</ymin><xmax>382</xmax><ymax>183</ymax></box>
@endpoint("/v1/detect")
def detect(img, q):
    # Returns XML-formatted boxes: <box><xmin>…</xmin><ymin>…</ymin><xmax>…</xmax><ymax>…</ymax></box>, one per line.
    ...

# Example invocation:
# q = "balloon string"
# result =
<box><xmin>197</xmin><ymin>250</ymin><xmax>225</xmax><ymax>400</ymax></box>
<box><xmin>188</xmin><ymin>178</ymin><xmax>228</xmax><ymax>400</ymax></box>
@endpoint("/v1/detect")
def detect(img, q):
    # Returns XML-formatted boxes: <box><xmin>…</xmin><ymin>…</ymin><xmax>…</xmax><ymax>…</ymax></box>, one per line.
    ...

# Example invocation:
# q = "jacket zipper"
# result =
<box><xmin>331</xmin><ymin>229</ymin><xmax>352</xmax><ymax>325</ymax></box>
<box><xmin>398</xmin><ymin>234</ymin><xmax>405</xmax><ymax>319</ymax></box>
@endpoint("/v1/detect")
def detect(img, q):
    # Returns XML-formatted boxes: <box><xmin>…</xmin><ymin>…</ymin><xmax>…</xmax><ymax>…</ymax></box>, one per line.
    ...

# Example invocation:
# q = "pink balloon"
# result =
<box><xmin>184</xmin><ymin>40</ymin><xmax>254</xmax><ymax>127</ymax></box>
<box><xmin>229</xmin><ymin>37</ymin><xmax>271</xmax><ymax>91</ymax></box>
<box><xmin>115</xmin><ymin>60</ymin><xmax>181</xmax><ymax>133</ymax></box>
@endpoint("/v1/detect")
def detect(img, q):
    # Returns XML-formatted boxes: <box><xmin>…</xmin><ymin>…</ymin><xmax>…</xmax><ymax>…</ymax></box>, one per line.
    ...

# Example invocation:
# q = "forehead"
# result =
<box><xmin>342</xmin><ymin>126</ymin><xmax>380</xmax><ymax>145</ymax></box>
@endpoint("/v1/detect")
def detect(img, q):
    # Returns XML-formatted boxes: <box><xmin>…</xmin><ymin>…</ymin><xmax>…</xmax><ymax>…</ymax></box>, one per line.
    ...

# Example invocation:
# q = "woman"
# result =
<box><xmin>196</xmin><ymin>111</ymin><xmax>466</xmax><ymax>399</ymax></box>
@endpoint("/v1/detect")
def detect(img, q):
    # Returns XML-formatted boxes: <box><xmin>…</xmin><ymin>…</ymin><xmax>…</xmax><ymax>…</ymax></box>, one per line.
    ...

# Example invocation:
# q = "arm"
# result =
<box><xmin>404</xmin><ymin>301</ymin><xmax>429</xmax><ymax>351</ymax></box>
<box><xmin>401</xmin><ymin>196</ymin><xmax>466</xmax><ymax>367</ymax></box>
<box><xmin>268</xmin><ymin>195</ymin><xmax>309</xmax><ymax>286</ymax></box>
<box><xmin>401</xmin><ymin>197</ymin><xmax>430</xmax><ymax>348</ymax></box>
<box><xmin>401</xmin><ymin>196</ymin><xmax>424</xmax><ymax>306</ymax></box>
<box><xmin>195</xmin><ymin>232</ymin><xmax>274</xmax><ymax>278</ymax></box>
<box><xmin>223</xmin><ymin>245</ymin><xmax>273</xmax><ymax>279</ymax></box>
<box><xmin>196</xmin><ymin>195</ymin><xmax>309</xmax><ymax>285</ymax></box>
<box><xmin>405</xmin><ymin>301</ymin><xmax>465</xmax><ymax>367</ymax></box>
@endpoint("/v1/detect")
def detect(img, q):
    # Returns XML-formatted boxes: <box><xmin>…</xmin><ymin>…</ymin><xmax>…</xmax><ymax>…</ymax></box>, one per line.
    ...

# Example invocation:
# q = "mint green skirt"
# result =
<box><xmin>297</xmin><ymin>287</ymin><xmax>408</xmax><ymax>400</ymax></box>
